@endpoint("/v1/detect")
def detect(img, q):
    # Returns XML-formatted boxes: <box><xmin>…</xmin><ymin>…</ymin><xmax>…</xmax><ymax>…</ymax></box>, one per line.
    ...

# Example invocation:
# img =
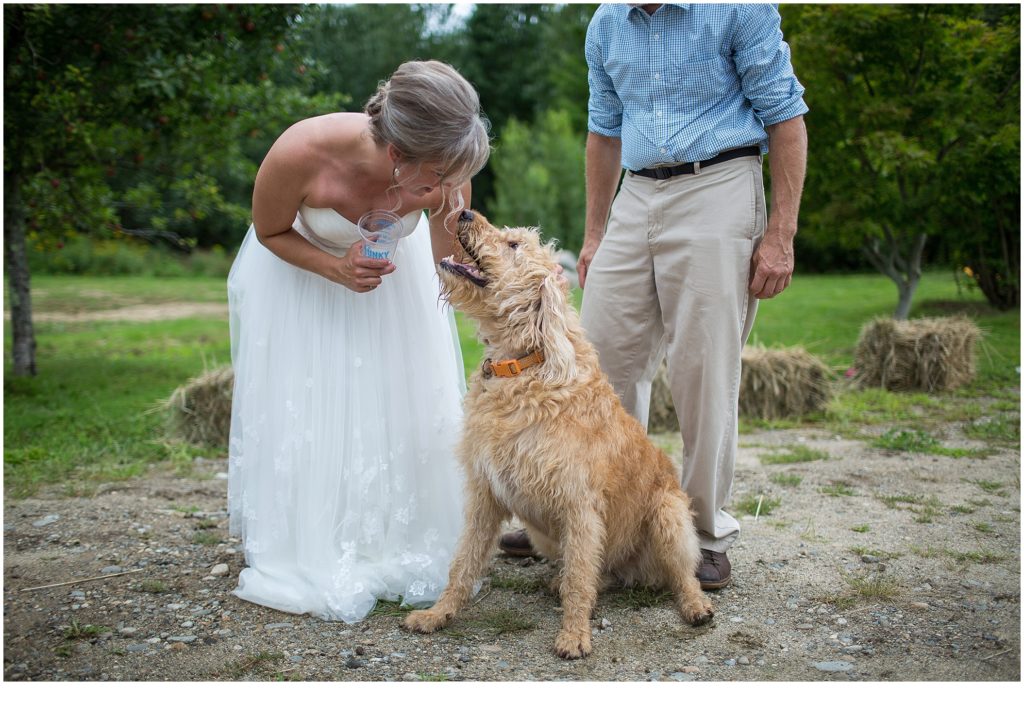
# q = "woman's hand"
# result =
<box><xmin>322</xmin><ymin>241</ymin><xmax>397</xmax><ymax>293</ymax></box>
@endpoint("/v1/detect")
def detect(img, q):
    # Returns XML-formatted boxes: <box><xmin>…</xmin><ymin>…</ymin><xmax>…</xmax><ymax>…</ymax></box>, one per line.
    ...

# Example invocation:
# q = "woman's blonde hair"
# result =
<box><xmin>365</xmin><ymin>60</ymin><xmax>491</xmax><ymax>214</ymax></box>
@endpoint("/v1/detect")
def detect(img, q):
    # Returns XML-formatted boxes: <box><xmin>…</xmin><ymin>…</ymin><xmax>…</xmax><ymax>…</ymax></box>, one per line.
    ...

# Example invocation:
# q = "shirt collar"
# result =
<box><xmin>626</xmin><ymin>3</ymin><xmax>690</xmax><ymax>18</ymax></box>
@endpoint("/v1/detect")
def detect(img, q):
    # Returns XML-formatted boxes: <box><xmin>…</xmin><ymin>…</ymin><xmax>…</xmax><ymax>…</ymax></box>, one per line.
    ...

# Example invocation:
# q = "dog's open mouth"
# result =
<box><xmin>441</xmin><ymin>221</ymin><xmax>487</xmax><ymax>287</ymax></box>
<box><xmin>440</xmin><ymin>256</ymin><xmax>488</xmax><ymax>287</ymax></box>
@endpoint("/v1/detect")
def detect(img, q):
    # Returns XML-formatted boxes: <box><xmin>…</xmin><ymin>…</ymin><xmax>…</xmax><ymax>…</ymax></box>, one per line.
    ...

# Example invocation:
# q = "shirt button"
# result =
<box><xmin>660</xmin><ymin>148</ymin><xmax>667</xmax><ymax>154</ymax></box>
<box><xmin>654</xmin><ymin>72</ymin><xmax>661</xmax><ymax>80</ymax></box>
<box><xmin>657</xmin><ymin>111</ymin><xmax>663</xmax><ymax>117</ymax></box>
<box><xmin>653</xmin><ymin>33</ymin><xmax>660</xmax><ymax>40</ymax></box>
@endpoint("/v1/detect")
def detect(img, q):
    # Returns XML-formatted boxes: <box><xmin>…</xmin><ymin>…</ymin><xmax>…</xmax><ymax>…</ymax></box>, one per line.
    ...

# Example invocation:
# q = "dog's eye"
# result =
<box><xmin>508</xmin><ymin>242</ymin><xmax>520</xmax><ymax>250</ymax></box>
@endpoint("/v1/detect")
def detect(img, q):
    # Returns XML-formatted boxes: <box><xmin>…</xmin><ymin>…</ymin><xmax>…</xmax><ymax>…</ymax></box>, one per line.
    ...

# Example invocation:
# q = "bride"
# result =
<box><xmin>227</xmin><ymin>60</ymin><xmax>491</xmax><ymax>623</ymax></box>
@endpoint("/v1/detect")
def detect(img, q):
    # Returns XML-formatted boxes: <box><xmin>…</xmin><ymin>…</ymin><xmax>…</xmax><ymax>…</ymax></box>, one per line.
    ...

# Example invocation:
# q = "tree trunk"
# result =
<box><xmin>4</xmin><ymin>172</ymin><xmax>37</xmax><ymax>376</ymax></box>
<box><xmin>893</xmin><ymin>276</ymin><xmax>919</xmax><ymax>321</ymax></box>
<box><xmin>861</xmin><ymin>232</ymin><xmax>927</xmax><ymax>321</ymax></box>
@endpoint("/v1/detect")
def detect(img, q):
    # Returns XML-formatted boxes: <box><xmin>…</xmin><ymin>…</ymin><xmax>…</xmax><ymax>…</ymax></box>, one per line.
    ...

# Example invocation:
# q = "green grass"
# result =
<box><xmin>731</xmin><ymin>494</ymin><xmax>782</xmax><ymax>516</ymax></box>
<box><xmin>769</xmin><ymin>473</ymin><xmax>803</xmax><ymax>487</ymax></box>
<box><xmin>5</xmin><ymin>270</ymin><xmax>1019</xmax><ymax>496</ymax></box>
<box><xmin>64</xmin><ymin>619</ymin><xmax>111</xmax><ymax>640</ymax></box>
<box><xmin>819</xmin><ymin>575</ymin><xmax>901</xmax><ymax>609</ymax></box>
<box><xmin>605</xmin><ymin>586</ymin><xmax>674</xmax><ymax>610</ymax></box>
<box><xmin>761</xmin><ymin>444</ymin><xmax>830</xmax><ymax>465</ymax></box>
<box><xmin>820</xmin><ymin>483</ymin><xmax>857</xmax><ymax>497</ymax></box>
<box><xmin>872</xmin><ymin>428</ymin><xmax>988</xmax><ymax>458</ymax></box>
<box><xmin>488</xmin><ymin>573</ymin><xmax>548</xmax><ymax>595</ymax></box>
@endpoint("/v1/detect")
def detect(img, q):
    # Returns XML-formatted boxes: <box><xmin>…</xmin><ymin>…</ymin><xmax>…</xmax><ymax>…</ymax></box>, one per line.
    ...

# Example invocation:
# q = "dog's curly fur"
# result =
<box><xmin>403</xmin><ymin>211</ymin><xmax>713</xmax><ymax>659</ymax></box>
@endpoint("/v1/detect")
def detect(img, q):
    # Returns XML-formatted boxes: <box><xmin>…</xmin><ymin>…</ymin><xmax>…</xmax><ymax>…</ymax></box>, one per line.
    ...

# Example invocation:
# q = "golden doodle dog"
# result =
<box><xmin>403</xmin><ymin>210</ymin><xmax>713</xmax><ymax>659</ymax></box>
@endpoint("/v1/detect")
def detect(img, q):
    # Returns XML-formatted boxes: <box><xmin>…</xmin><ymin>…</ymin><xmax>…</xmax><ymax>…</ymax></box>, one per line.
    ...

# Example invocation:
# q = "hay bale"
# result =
<box><xmin>164</xmin><ymin>366</ymin><xmax>234</xmax><ymax>447</ymax></box>
<box><xmin>648</xmin><ymin>362</ymin><xmax>679</xmax><ymax>433</ymax></box>
<box><xmin>854</xmin><ymin>316</ymin><xmax>979</xmax><ymax>392</ymax></box>
<box><xmin>739</xmin><ymin>347</ymin><xmax>833</xmax><ymax>420</ymax></box>
<box><xmin>647</xmin><ymin>346</ymin><xmax>833</xmax><ymax>430</ymax></box>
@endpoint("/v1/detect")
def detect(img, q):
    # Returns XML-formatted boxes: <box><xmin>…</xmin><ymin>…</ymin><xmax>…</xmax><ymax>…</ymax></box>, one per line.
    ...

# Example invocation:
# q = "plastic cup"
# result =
<box><xmin>357</xmin><ymin>210</ymin><xmax>404</xmax><ymax>261</ymax></box>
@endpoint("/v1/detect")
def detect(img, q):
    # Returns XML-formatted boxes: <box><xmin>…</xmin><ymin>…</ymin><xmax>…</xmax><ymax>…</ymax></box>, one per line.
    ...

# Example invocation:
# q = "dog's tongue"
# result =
<box><xmin>440</xmin><ymin>256</ymin><xmax>488</xmax><ymax>287</ymax></box>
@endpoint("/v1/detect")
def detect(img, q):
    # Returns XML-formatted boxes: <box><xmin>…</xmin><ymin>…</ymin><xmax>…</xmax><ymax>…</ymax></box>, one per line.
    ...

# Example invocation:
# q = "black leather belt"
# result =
<box><xmin>631</xmin><ymin>146</ymin><xmax>761</xmax><ymax>179</ymax></box>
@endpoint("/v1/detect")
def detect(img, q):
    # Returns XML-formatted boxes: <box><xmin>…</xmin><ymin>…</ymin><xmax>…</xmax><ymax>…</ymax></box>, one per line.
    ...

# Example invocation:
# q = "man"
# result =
<box><xmin>500</xmin><ymin>3</ymin><xmax>808</xmax><ymax>591</ymax></box>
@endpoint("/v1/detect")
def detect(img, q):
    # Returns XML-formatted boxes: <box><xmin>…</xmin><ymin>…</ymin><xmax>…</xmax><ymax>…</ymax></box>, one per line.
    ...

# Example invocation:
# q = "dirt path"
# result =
<box><xmin>4</xmin><ymin>425</ymin><xmax>1019</xmax><ymax>682</ymax></box>
<box><xmin>7</xmin><ymin>302</ymin><xmax>228</xmax><ymax>324</ymax></box>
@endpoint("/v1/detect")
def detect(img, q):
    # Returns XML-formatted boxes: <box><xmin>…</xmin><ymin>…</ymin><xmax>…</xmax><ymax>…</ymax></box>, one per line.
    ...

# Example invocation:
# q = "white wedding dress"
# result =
<box><xmin>226</xmin><ymin>206</ymin><xmax>466</xmax><ymax>623</ymax></box>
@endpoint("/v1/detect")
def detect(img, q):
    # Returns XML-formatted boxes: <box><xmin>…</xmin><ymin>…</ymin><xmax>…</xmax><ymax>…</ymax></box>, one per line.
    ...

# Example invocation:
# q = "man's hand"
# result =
<box><xmin>577</xmin><ymin>238</ymin><xmax>600</xmax><ymax>288</ymax></box>
<box><xmin>749</xmin><ymin>232</ymin><xmax>793</xmax><ymax>299</ymax></box>
<box><xmin>753</xmin><ymin>115</ymin><xmax>807</xmax><ymax>300</ymax></box>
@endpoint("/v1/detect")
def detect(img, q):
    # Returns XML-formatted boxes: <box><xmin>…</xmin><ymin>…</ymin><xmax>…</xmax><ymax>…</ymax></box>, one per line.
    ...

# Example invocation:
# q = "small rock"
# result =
<box><xmin>910</xmin><ymin>602</ymin><xmax>929</xmax><ymax>610</ymax></box>
<box><xmin>264</xmin><ymin>622</ymin><xmax>294</xmax><ymax>631</ymax></box>
<box><xmin>599</xmin><ymin>618</ymin><xmax>612</xmax><ymax>630</ymax></box>
<box><xmin>168</xmin><ymin>642</ymin><xmax>188</xmax><ymax>652</ymax></box>
<box><xmin>145</xmin><ymin>637</ymin><xmax>162</xmax><ymax>644</ymax></box>
<box><xmin>119</xmin><ymin>627</ymin><xmax>137</xmax><ymax>637</ymax></box>
<box><xmin>345</xmin><ymin>657</ymin><xmax>364</xmax><ymax>669</ymax></box>
<box><xmin>126</xmin><ymin>644</ymin><xmax>150</xmax><ymax>653</ymax></box>
<box><xmin>210</xmin><ymin>564</ymin><xmax>229</xmax><ymax>577</ymax></box>
<box><xmin>479</xmin><ymin>644</ymin><xmax>502</xmax><ymax>653</ymax></box>
<box><xmin>861</xmin><ymin>555</ymin><xmax>880</xmax><ymax>564</ymax></box>
<box><xmin>100</xmin><ymin>566</ymin><xmax>123</xmax><ymax>574</ymax></box>
<box><xmin>669</xmin><ymin>672</ymin><xmax>694</xmax><ymax>681</ymax></box>
<box><xmin>815</xmin><ymin>661</ymin><xmax>854</xmax><ymax>672</ymax></box>
<box><xmin>730</xmin><ymin>616</ymin><xmax>744</xmax><ymax>623</ymax></box>
<box><xmin>797</xmin><ymin>623</ymin><xmax>814</xmax><ymax>630</ymax></box>
<box><xmin>402</xmin><ymin>673</ymin><xmax>419</xmax><ymax>681</ymax></box>
<box><xmin>214</xmin><ymin>629</ymin><xmax>233</xmax><ymax>637</ymax></box>
<box><xmin>166</xmin><ymin>603</ymin><xmax>186</xmax><ymax>611</ymax></box>
<box><xmin>723</xmin><ymin>659</ymin><xmax>736</xmax><ymax>667</ymax></box>
<box><xmin>32</xmin><ymin>514</ymin><xmax>60</xmax><ymax>527</ymax></box>
<box><xmin>738</xmin><ymin>656</ymin><xmax>751</xmax><ymax>665</ymax></box>
<box><xmin>680</xmin><ymin>666</ymin><xmax>700</xmax><ymax>674</ymax></box>
<box><xmin>167</xmin><ymin>636</ymin><xmax>197</xmax><ymax>643</ymax></box>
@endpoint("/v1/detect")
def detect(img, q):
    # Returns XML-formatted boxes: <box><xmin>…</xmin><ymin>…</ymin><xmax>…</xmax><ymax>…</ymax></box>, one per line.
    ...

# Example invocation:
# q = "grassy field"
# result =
<box><xmin>4</xmin><ymin>271</ymin><xmax>1019</xmax><ymax>497</ymax></box>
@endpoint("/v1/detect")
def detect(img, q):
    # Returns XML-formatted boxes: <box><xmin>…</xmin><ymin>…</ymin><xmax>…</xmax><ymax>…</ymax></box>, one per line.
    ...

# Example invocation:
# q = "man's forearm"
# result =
<box><xmin>765</xmin><ymin>116</ymin><xmax>807</xmax><ymax>239</ymax></box>
<box><xmin>585</xmin><ymin>132</ymin><xmax>623</xmax><ymax>243</ymax></box>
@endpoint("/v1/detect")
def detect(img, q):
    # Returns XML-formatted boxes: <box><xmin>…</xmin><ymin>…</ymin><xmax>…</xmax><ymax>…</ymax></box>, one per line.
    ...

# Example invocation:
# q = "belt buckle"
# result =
<box><xmin>654</xmin><ymin>166</ymin><xmax>672</xmax><ymax>179</ymax></box>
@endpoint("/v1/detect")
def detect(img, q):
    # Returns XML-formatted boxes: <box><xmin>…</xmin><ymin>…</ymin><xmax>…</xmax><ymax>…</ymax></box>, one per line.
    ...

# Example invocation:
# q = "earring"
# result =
<box><xmin>393</xmin><ymin>167</ymin><xmax>400</xmax><ymax>178</ymax></box>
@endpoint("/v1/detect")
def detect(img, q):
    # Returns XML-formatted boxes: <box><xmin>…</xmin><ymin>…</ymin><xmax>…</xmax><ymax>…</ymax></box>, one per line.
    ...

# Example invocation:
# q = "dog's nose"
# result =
<box><xmin>459</xmin><ymin>210</ymin><xmax>474</xmax><ymax>222</ymax></box>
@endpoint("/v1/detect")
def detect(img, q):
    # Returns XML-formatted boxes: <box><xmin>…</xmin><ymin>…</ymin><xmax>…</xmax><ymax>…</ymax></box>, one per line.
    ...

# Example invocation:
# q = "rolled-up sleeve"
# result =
<box><xmin>586</xmin><ymin>28</ymin><xmax>623</xmax><ymax>137</ymax></box>
<box><xmin>733</xmin><ymin>4</ymin><xmax>808</xmax><ymax>126</ymax></box>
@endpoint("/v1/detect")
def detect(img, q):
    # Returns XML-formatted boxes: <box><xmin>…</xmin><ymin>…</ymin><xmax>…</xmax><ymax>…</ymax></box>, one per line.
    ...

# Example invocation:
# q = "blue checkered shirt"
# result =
<box><xmin>586</xmin><ymin>3</ymin><xmax>808</xmax><ymax>170</ymax></box>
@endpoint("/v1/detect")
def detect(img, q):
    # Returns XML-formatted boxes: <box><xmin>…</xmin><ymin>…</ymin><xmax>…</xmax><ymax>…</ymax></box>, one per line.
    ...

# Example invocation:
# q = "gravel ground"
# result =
<box><xmin>3</xmin><ymin>425</ymin><xmax>1019</xmax><ymax>683</ymax></box>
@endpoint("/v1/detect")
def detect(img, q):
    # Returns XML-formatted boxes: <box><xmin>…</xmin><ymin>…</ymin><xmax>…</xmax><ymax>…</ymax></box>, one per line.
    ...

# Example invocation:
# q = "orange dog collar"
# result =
<box><xmin>482</xmin><ymin>350</ymin><xmax>545</xmax><ymax>378</ymax></box>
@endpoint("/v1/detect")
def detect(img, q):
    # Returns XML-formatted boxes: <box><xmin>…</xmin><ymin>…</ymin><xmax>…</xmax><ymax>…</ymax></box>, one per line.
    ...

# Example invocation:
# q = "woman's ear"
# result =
<box><xmin>535</xmin><ymin>272</ymin><xmax>577</xmax><ymax>385</ymax></box>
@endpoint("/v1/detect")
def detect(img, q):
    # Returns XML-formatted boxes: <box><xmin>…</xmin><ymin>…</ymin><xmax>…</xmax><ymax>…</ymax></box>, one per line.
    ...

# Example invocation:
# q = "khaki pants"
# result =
<box><xmin>581</xmin><ymin>155</ymin><xmax>765</xmax><ymax>553</ymax></box>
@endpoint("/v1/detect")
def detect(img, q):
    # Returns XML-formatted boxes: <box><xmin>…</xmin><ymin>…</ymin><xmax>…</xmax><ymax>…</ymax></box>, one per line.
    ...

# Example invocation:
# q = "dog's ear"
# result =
<box><xmin>535</xmin><ymin>272</ymin><xmax>577</xmax><ymax>384</ymax></box>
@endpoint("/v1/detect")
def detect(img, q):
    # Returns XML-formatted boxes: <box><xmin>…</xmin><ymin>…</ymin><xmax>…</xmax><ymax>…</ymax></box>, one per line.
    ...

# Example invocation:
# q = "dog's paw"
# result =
<box><xmin>553</xmin><ymin>630</ymin><xmax>592</xmax><ymax>659</ymax></box>
<box><xmin>680</xmin><ymin>595</ymin><xmax>714</xmax><ymax>627</ymax></box>
<box><xmin>403</xmin><ymin>609</ymin><xmax>450</xmax><ymax>634</ymax></box>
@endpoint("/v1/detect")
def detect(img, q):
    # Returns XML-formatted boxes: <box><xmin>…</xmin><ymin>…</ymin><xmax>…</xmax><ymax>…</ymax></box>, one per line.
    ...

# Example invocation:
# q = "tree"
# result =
<box><xmin>4</xmin><ymin>4</ymin><xmax>340</xmax><ymax>376</ymax></box>
<box><xmin>783</xmin><ymin>5</ymin><xmax>1020</xmax><ymax>318</ymax></box>
<box><xmin>489</xmin><ymin>110</ymin><xmax>586</xmax><ymax>252</ymax></box>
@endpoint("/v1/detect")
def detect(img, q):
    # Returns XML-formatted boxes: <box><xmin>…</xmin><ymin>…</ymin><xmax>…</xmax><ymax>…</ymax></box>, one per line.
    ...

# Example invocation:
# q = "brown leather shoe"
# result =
<box><xmin>697</xmin><ymin>548</ymin><xmax>732</xmax><ymax>590</ymax></box>
<box><xmin>498</xmin><ymin>528</ymin><xmax>537</xmax><ymax>557</ymax></box>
